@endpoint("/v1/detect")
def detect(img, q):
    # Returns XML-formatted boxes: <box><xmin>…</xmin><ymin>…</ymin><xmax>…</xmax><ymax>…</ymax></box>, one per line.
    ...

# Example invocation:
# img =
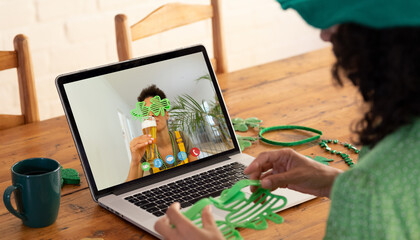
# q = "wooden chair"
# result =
<box><xmin>0</xmin><ymin>34</ymin><xmax>39</xmax><ymax>130</ymax></box>
<box><xmin>115</xmin><ymin>0</ymin><xmax>227</xmax><ymax>74</ymax></box>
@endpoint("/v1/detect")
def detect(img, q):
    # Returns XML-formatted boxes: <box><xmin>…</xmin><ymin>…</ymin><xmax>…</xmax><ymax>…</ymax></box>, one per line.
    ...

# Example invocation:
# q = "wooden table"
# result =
<box><xmin>0</xmin><ymin>47</ymin><xmax>361</xmax><ymax>239</ymax></box>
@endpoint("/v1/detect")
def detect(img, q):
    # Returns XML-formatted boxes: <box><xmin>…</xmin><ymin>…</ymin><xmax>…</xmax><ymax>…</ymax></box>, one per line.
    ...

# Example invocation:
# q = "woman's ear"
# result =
<box><xmin>320</xmin><ymin>25</ymin><xmax>339</xmax><ymax>42</ymax></box>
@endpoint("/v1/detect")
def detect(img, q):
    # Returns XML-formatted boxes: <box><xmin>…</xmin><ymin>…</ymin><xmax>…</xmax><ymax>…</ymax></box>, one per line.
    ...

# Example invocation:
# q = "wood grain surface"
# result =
<box><xmin>0</xmin><ymin>47</ymin><xmax>363</xmax><ymax>240</ymax></box>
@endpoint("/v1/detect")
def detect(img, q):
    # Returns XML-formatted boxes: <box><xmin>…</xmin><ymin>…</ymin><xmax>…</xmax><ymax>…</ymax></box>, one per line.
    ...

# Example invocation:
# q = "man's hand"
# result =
<box><xmin>129</xmin><ymin>134</ymin><xmax>154</xmax><ymax>166</ymax></box>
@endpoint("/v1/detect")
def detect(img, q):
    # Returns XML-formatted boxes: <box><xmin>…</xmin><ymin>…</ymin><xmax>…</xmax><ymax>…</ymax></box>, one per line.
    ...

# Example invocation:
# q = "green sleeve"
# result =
<box><xmin>324</xmin><ymin>169</ymin><xmax>384</xmax><ymax>239</ymax></box>
<box><xmin>325</xmin><ymin>168</ymin><xmax>420</xmax><ymax>240</ymax></box>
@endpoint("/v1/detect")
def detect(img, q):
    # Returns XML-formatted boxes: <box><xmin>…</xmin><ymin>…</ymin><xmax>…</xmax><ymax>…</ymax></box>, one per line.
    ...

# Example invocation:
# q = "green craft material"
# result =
<box><xmin>232</xmin><ymin>117</ymin><xmax>322</xmax><ymax>149</ymax></box>
<box><xmin>60</xmin><ymin>166</ymin><xmax>80</xmax><ymax>187</ymax></box>
<box><xmin>183</xmin><ymin>179</ymin><xmax>287</xmax><ymax>240</ymax></box>
<box><xmin>319</xmin><ymin>139</ymin><xmax>359</xmax><ymax>167</ymax></box>
<box><xmin>131</xmin><ymin>96</ymin><xmax>171</xmax><ymax>121</ymax></box>
<box><xmin>259</xmin><ymin>125</ymin><xmax>323</xmax><ymax>146</ymax></box>
<box><xmin>306</xmin><ymin>155</ymin><xmax>334</xmax><ymax>165</ymax></box>
<box><xmin>232</xmin><ymin>117</ymin><xmax>262</xmax><ymax>132</ymax></box>
<box><xmin>236</xmin><ymin>135</ymin><xmax>258</xmax><ymax>151</ymax></box>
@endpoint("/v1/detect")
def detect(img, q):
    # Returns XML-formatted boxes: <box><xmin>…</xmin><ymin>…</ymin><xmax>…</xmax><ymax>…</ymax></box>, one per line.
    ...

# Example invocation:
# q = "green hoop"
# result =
<box><xmin>259</xmin><ymin>125</ymin><xmax>323</xmax><ymax>146</ymax></box>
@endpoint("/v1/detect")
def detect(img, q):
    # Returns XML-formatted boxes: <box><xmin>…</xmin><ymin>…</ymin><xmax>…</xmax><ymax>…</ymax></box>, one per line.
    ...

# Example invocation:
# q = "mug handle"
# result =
<box><xmin>3</xmin><ymin>185</ymin><xmax>25</xmax><ymax>220</ymax></box>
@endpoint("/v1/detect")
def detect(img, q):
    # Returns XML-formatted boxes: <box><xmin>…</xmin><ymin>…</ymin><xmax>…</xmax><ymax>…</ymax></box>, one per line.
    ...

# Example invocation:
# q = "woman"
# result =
<box><xmin>126</xmin><ymin>85</ymin><xmax>197</xmax><ymax>181</ymax></box>
<box><xmin>154</xmin><ymin>1</ymin><xmax>420</xmax><ymax>239</ymax></box>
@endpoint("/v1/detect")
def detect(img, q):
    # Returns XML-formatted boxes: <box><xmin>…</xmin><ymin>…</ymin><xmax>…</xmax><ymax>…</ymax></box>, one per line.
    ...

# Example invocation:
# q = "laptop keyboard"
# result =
<box><xmin>124</xmin><ymin>162</ymin><xmax>248</xmax><ymax>217</ymax></box>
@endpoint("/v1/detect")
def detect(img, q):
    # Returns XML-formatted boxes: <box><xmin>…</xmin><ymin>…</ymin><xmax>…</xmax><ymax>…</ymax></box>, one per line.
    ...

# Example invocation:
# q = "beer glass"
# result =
<box><xmin>142</xmin><ymin>116</ymin><xmax>159</xmax><ymax>166</ymax></box>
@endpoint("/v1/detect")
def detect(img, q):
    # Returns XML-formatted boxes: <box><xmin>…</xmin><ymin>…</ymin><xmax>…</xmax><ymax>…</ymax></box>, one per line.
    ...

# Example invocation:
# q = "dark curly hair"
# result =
<box><xmin>137</xmin><ymin>84</ymin><xmax>167</xmax><ymax>102</ymax></box>
<box><xmin>331</xmin><ymin>23</ymin><xmax>420</xmax><ymax>146</ymax></box>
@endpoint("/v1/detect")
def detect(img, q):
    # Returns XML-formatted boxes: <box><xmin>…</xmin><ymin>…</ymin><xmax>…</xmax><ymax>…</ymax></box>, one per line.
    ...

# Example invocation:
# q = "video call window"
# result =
<box><xmin>64</xmin><ymin>52</ymin><xmax>234</xmax><ymax>190</ymax></box>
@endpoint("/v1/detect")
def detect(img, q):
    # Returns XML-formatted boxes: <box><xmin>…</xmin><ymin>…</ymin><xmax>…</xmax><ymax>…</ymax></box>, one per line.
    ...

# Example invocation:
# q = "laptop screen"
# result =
<box><xmin>59</xmin><ymin>46</ymin><xmax>236</xmax><ymax>191</ymax></box>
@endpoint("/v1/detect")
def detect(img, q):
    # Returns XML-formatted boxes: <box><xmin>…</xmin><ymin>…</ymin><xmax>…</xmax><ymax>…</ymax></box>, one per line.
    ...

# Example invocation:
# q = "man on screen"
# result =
<box><xmin>126</xmin><ymin>85</ymin><xmax>197</xmax><ymax>181</ymax></box>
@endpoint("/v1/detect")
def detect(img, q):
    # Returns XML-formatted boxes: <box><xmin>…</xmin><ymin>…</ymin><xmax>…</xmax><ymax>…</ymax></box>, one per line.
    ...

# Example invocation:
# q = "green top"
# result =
<box><xmin>325</xmin><ymin>118</ymin><xmax>420</xmax><ymax>239</ymax></box>
<box><xmin>276</xmin><ymin>0</ymin><xmax>420</xmax><ymax>29</ymax></box>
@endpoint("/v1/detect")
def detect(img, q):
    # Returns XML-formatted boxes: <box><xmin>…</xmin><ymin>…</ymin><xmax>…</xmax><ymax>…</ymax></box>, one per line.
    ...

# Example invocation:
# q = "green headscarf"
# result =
<box><xmin>276</xmin><ymin>0</ymin><xmax>420</xmax><ymax>29</ymax></box>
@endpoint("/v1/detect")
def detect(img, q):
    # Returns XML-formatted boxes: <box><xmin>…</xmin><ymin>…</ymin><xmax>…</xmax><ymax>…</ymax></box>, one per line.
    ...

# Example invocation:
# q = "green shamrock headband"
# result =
<box><xmin>131</xmin><ymin>96</ymin><xmax>171</xmax><ymax>121</ymax></box>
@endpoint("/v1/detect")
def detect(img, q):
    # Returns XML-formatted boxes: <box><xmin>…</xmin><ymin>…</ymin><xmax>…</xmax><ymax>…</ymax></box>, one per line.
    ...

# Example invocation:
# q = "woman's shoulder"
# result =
<box><xmin>336</xmin><ymin>118</ymin><xmax>420</xmax><ymax>196</ymax></box>
<box><xmin>356</xmin><ymin>118</ymin><xmax>420</xmax><ymax>170</ymax></box>
<box><xmin>328</xmin><ymin>119</ymin><xmax>420</xmax><ymax>239</ymax></box>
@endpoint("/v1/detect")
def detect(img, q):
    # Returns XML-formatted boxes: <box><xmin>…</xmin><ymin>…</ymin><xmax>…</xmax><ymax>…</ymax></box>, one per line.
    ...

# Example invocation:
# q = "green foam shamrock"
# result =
<box><xmin>237</xmin><ymin>135</ymin><xmax>258</xmax><ymax>151</ymax></box>
<box><xmin>60</xmin><ymin>166</ymin><xmax>80</xmax><ymax>187</ymax></box>
<box><xmin>131</xmin><ymin>96</ymin><xmax>171</xmax><ymax>121</ymax></box>
<box><xmin>306</xmin><ymin>155</ymin><xmax>334</xmax><ymax>165</ymax></box>
<box><xmin>232</xmin><ymin>117</ymin><xmax>262</xmax><ymax>132</ymax></box>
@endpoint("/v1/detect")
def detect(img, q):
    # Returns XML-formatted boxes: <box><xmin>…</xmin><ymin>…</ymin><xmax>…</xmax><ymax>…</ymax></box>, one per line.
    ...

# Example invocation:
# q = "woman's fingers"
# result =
<box><xmin>201</xmin><ymin>206</ymin><xmax>218</xmax><ymax>230</ymax></box>
<box><xmin>244</xmin><ymin>149</ymin><xmax>292</xmax><ymax>176</ymax></box>
<box><xmin>260</xmin><ymin>168</ymin><xmax>305</xmax><ymax>190</ymax></box>
<box><xmin>165</xmin><ymin>203</ymin><xmax>196</xmax><ymax>233</ymax></box>
<box><xmin>154</xmin><ymin>216</ymin><xmax>174</xmax><ymax>238</ymax></box>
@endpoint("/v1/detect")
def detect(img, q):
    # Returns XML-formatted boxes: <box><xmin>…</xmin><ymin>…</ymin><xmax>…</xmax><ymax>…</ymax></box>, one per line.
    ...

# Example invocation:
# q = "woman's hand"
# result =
<box><xmin>244</xmin><ymin>148</ymin><xmax>343</xmax><ymax>197</ymax></box>
<box><xmin>154</xmin><ymin>203</ymin><xmax>224</xmax><ymax>240</ymax></box>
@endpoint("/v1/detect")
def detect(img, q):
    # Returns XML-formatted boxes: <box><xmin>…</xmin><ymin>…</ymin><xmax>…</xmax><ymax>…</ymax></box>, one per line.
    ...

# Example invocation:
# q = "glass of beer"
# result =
<box><xmin>142</xmin><ymin>116</ymin><xmax>158</xmax><ymax>164</ymax></box>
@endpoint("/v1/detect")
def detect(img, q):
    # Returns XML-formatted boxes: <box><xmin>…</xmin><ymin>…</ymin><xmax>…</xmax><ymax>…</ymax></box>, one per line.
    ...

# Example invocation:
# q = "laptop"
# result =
<box><xmin>56</xmin><ymin>45</ymin><xmax>314</xmax><ymax>238</ymax></box>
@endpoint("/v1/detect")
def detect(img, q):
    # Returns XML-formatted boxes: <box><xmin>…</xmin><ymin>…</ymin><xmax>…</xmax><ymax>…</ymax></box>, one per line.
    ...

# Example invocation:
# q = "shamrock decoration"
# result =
<box><xmin>149</xmin><ymin>96</ymin><xmax>170</xmax><ymax>116</ymax></box>
<box><xmin>183</xmin><ymin>180</ymin><xmax>287</xmax><ymax>240</ymax></box>
<box><xmin>232</xmin><ymin>117</ymin><xmax>262</xmax><ymax>132</ymax></box>
<box><xmin>131</xmin><ymin>96</ymin><xmax>171</xmax><ymax>121</ymax></box>
<box><xmin>60</xmin><ymin>166</ymin><xmax>80</xmax><ymax>187</ymax></box>
<box><xmin>237</xmin><ymin>135</ymin><xmax>258</xmax><ymax>151</ymax></box>
<box><xmin>131</xmin><ymin>101</ymin><xmax>149</xmax><ymax>120</ymax></box>
<box><xmin>306</xmin><ymin>155</ymin><xmax>334</xmax><ymax>165</ymax></box>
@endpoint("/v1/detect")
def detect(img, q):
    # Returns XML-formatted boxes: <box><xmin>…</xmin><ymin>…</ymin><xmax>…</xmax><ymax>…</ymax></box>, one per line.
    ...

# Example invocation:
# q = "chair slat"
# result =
<box><xmin>0</xmin><ymin>114</ymin><xmax>25</xmax><ymax>129</ymax></box>
<box><xmin>0</xmin><ymin>34</ymin><xmax>39</xmax><ymax>130</ymax></box>
<box><xmin>0</xmin><ymin>51</ymin><xmax>18</xmax><ymax>71</ymax></box>
<box><xmin>131</xmin><ymin>3</ymin><xmax>213</xmax><ymax>41</ymax></box>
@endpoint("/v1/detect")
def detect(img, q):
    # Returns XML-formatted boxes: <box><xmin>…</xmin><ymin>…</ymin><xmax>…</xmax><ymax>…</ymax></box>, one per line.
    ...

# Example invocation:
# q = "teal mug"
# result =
<box><xmin>3</xmin><ymin>158</ymin><xmax>61</xmax><ymax>228</ymax></box>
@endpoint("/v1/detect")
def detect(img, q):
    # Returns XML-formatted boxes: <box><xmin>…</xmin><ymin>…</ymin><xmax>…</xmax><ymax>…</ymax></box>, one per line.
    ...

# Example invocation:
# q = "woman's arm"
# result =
<box><xmin>244</xmin><ymin>148</ymin><xmax>343</xmax><ymax>197</ymax></box>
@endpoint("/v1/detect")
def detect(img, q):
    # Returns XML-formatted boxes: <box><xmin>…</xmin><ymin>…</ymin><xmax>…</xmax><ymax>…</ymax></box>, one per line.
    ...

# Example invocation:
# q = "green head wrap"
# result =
<box><xmin>276</xmin><ymin>0</ymin><xmax>420</xmax><ymax>29</ymax></box>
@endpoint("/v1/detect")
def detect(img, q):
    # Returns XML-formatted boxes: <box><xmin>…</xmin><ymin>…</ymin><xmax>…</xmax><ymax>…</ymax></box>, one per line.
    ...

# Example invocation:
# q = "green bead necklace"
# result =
<box><xmin>232</xmin><ymin>117</ymin><xmax>359</xmax><ymax>167</ymax></box>
<box><xmin>319</xmin><ymin>139</ymin><xmax>359</xmax><ymax>167</ymax></box>
<box><xmin>157</xmin><ymin>131</ymin><xmax>177</xmax><ymax>169</ymax></box>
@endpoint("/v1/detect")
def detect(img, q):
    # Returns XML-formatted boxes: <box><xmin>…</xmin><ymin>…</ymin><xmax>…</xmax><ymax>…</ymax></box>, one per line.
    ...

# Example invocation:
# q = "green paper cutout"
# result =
<box><xmin>131</xmin><ymin>96</ymin><xmax>171</xmax><ymax>121</ymax></box>
<box><xmin>237</xmin><ymin>135</ymin><xmax>258</xmax><ymax>151</ymax></box>
<box><xmin>183</xmin><ymin>179</ymin><xmax>287</xmax><ymax>240</ymax></box>
<box><xmin>232</xmin><ymin>117</ymin><xmax>262</xmax><ymax>132</ymax></box>
<box><xmin>306</xmin><ymin>155</ymin><xmax>334</xmax><ymax>165</ymax></box>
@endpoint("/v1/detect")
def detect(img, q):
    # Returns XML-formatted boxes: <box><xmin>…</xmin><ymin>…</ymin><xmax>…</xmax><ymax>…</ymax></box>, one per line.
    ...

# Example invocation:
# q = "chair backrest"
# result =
<box><xmin>115</xmin><ymin>0</ymin><xmax>227</xmax><ymax>74</ymax></box>
<box><xmin>0</xmin><ymin>34</ymin><xmax>39</xmax><ymax>130</ymax></box>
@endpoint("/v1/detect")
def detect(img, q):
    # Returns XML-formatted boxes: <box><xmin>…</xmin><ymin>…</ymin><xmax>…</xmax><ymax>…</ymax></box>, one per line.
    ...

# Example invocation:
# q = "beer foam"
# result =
<box><xmin>142</xmin><ymin>119</ymin><xmax>156</xmax><ymax>129</ymax></box>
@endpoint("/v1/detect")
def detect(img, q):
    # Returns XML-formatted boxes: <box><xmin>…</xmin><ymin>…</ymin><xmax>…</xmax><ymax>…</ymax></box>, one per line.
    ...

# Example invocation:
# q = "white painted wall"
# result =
<box><xmin>0</xmin><ymin>0</ymin><xmax>330</xmax><ymax>121</ymax></box>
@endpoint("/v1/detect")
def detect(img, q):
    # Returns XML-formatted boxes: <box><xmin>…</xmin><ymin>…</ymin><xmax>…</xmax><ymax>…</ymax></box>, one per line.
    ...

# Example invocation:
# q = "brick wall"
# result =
<box><xmin>0</xmin><ymin>0</ymin><xmax>329</xmax><ymax>120</ymax></box>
